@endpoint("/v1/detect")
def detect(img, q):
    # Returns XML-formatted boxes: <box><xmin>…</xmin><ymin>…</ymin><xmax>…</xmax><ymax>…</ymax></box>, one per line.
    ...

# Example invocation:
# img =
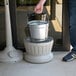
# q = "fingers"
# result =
<box><xmin>34</xmin><ymin>4</ymin><xmax>43</xmax><ymax>14</ymax></box>
<box><xmin>34</xmin><ymin>8</ymin><xmax>43</xmax><ymax>14</ymax></box>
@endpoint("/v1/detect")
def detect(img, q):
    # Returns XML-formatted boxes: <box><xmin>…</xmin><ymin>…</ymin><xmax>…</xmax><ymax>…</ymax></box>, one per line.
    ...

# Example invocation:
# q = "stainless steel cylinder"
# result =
<box><xmin>28</xmin><ymin>20</ymin><xmax>49</xmax><ymax>42</ymax></box>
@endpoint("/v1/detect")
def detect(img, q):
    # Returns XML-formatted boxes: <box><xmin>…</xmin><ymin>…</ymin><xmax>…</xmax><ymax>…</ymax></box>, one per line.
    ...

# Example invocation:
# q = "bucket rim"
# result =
<box><xmin>28</xmin><ymin>20</ymin><xmax>48</xmax><ymax>26</ymax></box>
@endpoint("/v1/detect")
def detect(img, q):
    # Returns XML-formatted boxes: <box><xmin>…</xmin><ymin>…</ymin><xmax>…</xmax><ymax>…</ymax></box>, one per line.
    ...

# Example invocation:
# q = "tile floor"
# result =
<box><xmin>0</xmin><ymin>52</ymin><xmax>76</xmax><ymax>76</ymax></box>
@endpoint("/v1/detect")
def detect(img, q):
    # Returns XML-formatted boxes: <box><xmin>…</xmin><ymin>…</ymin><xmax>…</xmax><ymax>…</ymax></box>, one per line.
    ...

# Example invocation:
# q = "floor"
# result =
<box><xmin>0</xmin><ymin>52</ymin><xmax>76</xmax><ymax>76</ymax></box>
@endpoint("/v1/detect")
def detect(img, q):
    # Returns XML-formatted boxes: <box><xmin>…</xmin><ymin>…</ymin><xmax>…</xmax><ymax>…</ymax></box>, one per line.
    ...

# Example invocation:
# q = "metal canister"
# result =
<box><xmin>28</xmin><ymin>20</ymin><xmax>49</xmax><ymax>42</ymax></box>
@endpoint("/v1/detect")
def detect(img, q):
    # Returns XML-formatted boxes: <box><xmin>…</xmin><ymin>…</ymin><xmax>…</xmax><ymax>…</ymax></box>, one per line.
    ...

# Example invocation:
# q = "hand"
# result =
<box><xmin>34</xmin><ymin>3</ymin><xmax>43</xmax><ymax>14</ymax></box>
